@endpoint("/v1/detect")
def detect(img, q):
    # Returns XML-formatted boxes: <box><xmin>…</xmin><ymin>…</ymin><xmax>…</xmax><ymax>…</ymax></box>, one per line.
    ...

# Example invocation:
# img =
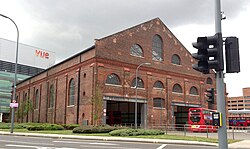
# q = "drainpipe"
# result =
<box><xmin>76</xmin><ymin>67</ymin><xmax>81</xmax><ymax>124</ymax></box>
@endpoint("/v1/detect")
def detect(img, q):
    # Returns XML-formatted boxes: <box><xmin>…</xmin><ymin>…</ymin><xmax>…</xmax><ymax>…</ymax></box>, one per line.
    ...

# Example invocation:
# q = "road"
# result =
<box><xmin>0</xmin><ymin>135</ymin><xmax>217</xmax><ymax>149</ymax></box>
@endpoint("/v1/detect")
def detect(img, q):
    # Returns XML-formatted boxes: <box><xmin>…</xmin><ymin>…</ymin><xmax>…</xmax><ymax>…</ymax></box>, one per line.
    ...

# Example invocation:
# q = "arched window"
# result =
<box><xmin>132</xmin><ymin>77</ymin><xmax>144</xmax><ymax>88</ymax></box>
<box><xmin>152</xmin><ymin>35</ymin><xmax>163</xmax><ymax>61</ymax></box>
<box><xmin>68</xmin><ymin>79</ymin><xmax>75</xmax><ymax>106</ymax></box>
<box><xmin>49</xmin><ymin>85</ymin><xmax>55</xmax><ymax>108</ymax></box>
<box><xmin>207</xmin><ymin>77</ymin><xmax>213</xmax><ymax>85</ymax></box>
<box><xmin>172</xmin><ymin>83</ymin><xmax>183</xmax><ymax>93</ymax></box>
<box><xmin>190</xmin><ymin>86</ymin><xmax>198</xmax><ymax>95</ymax></box>
<box><xmin>35</xmin><ymin>89</ymin><xmax>39</xmax><ymax>109</ymax></box>
<box><xmin>153</xmin><ymin>81</ymin><xmax>164</xmax><ymax>89</ymax></box>
<box><xmin>171</xmin><ymin>54</ymin><xmax>181</xmax><ymax>65</ymax></box>
<box><xmin>153</xmin><ymin>98</ymin><xmax>165</xmax><ymax>108</ymax></box>
<box><xmin>106</xmin><ymin>73</ymin><xmax>121</xmax><ymax>85</ymax></box>
<box><xmin>130</xmin><ymin>44</ymin><xmax>143</xmax><ymax>57</ymax></box>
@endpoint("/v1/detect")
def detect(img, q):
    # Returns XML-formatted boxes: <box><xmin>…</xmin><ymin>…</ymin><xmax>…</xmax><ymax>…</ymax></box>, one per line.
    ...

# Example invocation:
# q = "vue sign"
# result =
<box><xmin>36</xmin><ymin>50</ymin><xmax>49</xmax><ymax>59</ymax></box>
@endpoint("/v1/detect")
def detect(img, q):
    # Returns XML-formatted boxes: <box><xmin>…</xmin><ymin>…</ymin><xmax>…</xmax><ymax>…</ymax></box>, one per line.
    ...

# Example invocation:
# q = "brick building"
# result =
<box><xmin>16</xmin><ymin>18</ymin><xmax>216</xmax><ymax>128</ymax></box>
<box><xmin>227</xmin><ymin>88</ymin><xmax>250</xmax><ymax>118</ymax></box>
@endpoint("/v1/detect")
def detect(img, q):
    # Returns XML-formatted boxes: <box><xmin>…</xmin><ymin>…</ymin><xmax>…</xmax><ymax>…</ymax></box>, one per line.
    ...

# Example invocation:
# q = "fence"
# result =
<box><xmin>120</xmin><ymin>123</ymin><xmax>250</xmax><ymax>140</ymax></box>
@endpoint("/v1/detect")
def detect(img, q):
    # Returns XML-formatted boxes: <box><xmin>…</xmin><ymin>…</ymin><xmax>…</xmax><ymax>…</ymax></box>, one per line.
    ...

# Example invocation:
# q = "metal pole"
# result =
<box><xmin>135</xmin><ymin>62</ymin><xmax>150</xmax><ymax>129</ymax></box>
<box><xmin>214</xmin><ymin>0</ymin><xmax>228</xmax><ymax>149</ymax></box>
<box><xmin>0</xmin><ymin>14</ymin><xmax>19</xmax><ymax>134</ymax></box>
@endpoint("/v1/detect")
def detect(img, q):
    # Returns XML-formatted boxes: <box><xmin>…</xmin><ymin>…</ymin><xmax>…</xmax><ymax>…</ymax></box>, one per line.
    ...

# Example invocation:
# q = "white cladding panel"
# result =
<box><xmin>0</xmin><ymin>38</ymin><xmax>55</xmax><ymax>69</ymax></box>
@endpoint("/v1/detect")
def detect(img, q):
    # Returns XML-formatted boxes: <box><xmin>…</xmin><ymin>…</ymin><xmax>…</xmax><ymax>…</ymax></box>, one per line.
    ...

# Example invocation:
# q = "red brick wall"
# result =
<box><xmin>16</xmin><ymin>18</ymin><xmax>216</xmax><ymax>126</ymax></box>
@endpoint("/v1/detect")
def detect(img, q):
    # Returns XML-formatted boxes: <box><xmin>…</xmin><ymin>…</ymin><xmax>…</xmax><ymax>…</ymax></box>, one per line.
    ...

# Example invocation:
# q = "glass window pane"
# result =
<box><xmin>132</xmin><ymin>77</ymin><xmax>144</xmax><ymax>88</ymax></box>
<box><xmin>207</xmin><ymin>77</ymin><xmax>213</xmax><ymax>85</ymax></box>
<box><xmin>106</xmin><ymin>73</ymin><xmax>121</xmax><ymax>85</ymax></box>
<box><xmin>69</xmin><ymin>79</ymin><xmax>75</xmax><ymax>105</ymax></box>
<box><xmin>152</xmin><ymin>35</ymin><xmax>163</xmax><ymax>61</ymax></box>
<box><xmin>153</xmin><ymin>81</ymin><xmax>164</xmax><ymax>89</ymax></box>
<box><xmin>172</xmin><ymin>84</ymin><xmax>182</xmax><ymax>93</ymax></box>
<box><xmin>131</xmin><ymin>44</ymin><xmax>143</xmax><ymax>57</ymax></box>
<box><xmin>190</xmin><ymin>86</ymin><xmax>198</xmax><ymax>95</ymax></box>
<box><xmin>153</xmin><ymin>98</ymin><xmax>165</xmax><ymax>108</ymax></box>
<box><xmin>171</xmin><ymin>54</ymin><xmax>181</xmax><ymax>65</ymax></box>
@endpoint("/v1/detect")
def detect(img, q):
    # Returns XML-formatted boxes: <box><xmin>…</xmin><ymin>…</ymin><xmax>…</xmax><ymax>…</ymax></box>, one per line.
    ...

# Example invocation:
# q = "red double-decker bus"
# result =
<box><xmin>228</xmin><ymin>110</ymin><xmax>250</xmax><ymax>128</ymax></box>
<box><xmin>188</xmin><ymin>107</ymin><xmax>217</xmax><ymax>132</ymax></box>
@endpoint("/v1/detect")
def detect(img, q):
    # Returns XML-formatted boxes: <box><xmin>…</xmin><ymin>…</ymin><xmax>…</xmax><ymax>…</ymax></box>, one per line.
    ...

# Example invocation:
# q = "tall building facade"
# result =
<box><xmin>227</xmin><ymin>88</ymin><xmax>250</xmax><ymax>118</ymax></box>
<box><xmin>16</xmin><ymin>18</ymin><xmax>216</xmax><ymax>127</ymax></box>
<box><xmin>0</xmin><ymin>38</ymin><xmax>55</xmax><ymax>122</ymax></box>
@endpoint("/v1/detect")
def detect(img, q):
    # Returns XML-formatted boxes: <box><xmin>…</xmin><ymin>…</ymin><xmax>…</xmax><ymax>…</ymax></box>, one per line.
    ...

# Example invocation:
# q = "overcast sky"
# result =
<box><xmin>1</xmin><ymin>0</ymin><xmax>250</xmax><ymax>97</ymax></box>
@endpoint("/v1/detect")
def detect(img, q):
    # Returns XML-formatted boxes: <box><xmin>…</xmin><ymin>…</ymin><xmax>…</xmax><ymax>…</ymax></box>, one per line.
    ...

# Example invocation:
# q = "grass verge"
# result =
<box><xmin>0</xmin><ymin>128</ymin><xmax>239</xmax><ymax>144</ymax></box>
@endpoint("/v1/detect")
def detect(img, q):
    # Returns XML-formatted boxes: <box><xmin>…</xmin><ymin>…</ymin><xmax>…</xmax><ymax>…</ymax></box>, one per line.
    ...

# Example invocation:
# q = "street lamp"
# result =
<box><xmin>0</xmin><ymin>14</ymin><xmax>19</xmax><ymax>133</ymax></box>
<box><xmin>135</xmin><ymin>62</ymin><xmax>150</xmax><ymax>129</ymax></box>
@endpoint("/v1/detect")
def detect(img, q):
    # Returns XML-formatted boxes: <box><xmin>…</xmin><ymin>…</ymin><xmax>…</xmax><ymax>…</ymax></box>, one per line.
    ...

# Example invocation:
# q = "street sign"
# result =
<box><xmin>10</xmin><ymin>102</ymin><xmax>18</xmax><ymax>108</ymax></box>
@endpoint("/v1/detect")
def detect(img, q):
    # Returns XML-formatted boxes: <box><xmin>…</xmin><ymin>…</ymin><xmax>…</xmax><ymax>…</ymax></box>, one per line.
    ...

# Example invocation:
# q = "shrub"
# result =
<box><xmin>0</xmin><ymin>123</ymin><xmax>27</xmax><ymax>129</ymax></box>
<box><xmin>27</xmin><ymin>123</ymin><xmax>64</xmax><ymax>131</ymax></box>
<box><xmin>61</xmin><ymin>124</ymin><xmax>80</xmax><ymax>130</ymax></box>
<box><xmin>109</xmin><ymin>129</ymin><xmax>164</xmax><ymax>136</ymax></box>
<box><xmin>73</xmin><ymin>125</ymin><xmax>120</xmax><ymax>133</ymax></box>
<box><xmin>0</xmin><ymin>123</ymin><xmax>11</xmax><ymax>129</ymax></box>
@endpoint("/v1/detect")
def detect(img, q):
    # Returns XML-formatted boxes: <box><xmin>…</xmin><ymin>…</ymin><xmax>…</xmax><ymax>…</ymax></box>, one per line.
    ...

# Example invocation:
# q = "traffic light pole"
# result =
<box><xmin>215</xmin><ymin>0</ymin><xmax>228</xmax><ymax>149</ymax></box>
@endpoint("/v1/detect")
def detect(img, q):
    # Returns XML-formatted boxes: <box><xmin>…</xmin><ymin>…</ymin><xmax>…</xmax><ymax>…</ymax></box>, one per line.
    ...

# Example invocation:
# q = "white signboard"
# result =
<box><xmin>10</xmin><ymin>103</ymin><xmax>18</xmax><ymax>108</ymax></box>
<box><xmin>0</xmin><ymin>38</ymin><xmax>56</xmax><ymax>69</ymax></box>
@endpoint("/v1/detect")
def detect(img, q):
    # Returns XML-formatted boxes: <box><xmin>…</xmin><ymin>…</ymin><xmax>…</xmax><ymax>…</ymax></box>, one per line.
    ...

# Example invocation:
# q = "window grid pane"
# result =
<box><xmin>152</xmin><ymin>35</ymin><xmax>163</xmax><ymax>61</ymax></box>
<box><xmin>207</xmin><ymin>77</ymin><xmax>213</xmax><ymax>85</ymax></box>
<box><xmin>106</xmin><ymin>74</ymin><xmax>121</xmax><ymax>85</ymax></box>
<box><xmin>153</xmin><ymin>81</ymin><xmax>164</xmax><ymax>89</ymax></box>
<box><xmin>131</xmin><ymin>44</ymin><xmax>143</xmax><ymax>57</ymax></box>
<box><xmin>132</xmin><ymin>77</ymin><xmax>144</xmax><ymax>88</ymax></box>
<box><xmin>171</xmin><ymin>54</ymin><xmax>181</xmax><ymax>65</ymax></box>
<box><xmin>190</xmin><ymin>86</ymin><xmax>198</xmax><ymax>95</ymax></box>
<box><xmin>173</xmin><ymin>84</ymin><xmax>182</xmax><ymax>93</ymax></box>
<box><xmin>69</xmin><ymin>79</ymin><xmax>75</xmax><ymax>105</ymax></box>
<box><xmin>153</xmin><ymin>98</ymin><xmax>165</xmax><ymax>108</ymax></box>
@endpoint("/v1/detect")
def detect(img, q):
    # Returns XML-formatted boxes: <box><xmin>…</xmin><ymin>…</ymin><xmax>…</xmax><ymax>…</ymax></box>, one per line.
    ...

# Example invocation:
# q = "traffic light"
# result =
<box><xmin>225</xmin><ymin>37</ymin><xmax>240</xmax><ymax>73</ymax></box>
<box><xmin>192</xmin><ymin>33</ymin><xmax>224</xmax><ymax>74</ymax></box>
<box><xmin>205</xmin><ymin>88</ymin><xmax>215</xmax><ymax>104</ymax></box>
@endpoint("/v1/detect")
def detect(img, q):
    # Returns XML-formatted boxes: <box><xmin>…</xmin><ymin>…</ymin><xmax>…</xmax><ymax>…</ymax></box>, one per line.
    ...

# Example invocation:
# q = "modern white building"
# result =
<box><xmin>0</xmin><ymin>38</ymin><xmax>55</xmax><ymax>122</ymax></box>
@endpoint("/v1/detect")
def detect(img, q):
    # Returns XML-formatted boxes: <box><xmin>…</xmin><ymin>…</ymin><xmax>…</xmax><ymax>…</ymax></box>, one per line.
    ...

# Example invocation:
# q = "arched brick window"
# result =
<box><xmin>171</xmin><ymin>54</ymin><xmax>181</xmax><ymax>65</ymax></box>
<box><xmin>190</xmin><ymin>86</ymin><xmax>198</xmax><ymax>95</ymax></box>
<box><xmin>152</xmin><ymin>35</ymin><xmax>163</xmax><ymax>61</ymax></box>
<box><xmin>106</xmin><ymin>73</ymin><xmax>121</xmax><ymax>85</ymax></box>
<box><xmin>68</xmin><ymin>78</ymin><xmax>75</xmax><ymax>106</ymax></box>
<box><xmin>172</xmin><ymin>83</ymin><xmax>182</xmax><ymax>93</ymax></box>
<box><xmin>132</xmin><ymin>77</ymin><xmax>144</xmax><ymax>88</ymax></box>
<box><xmin>206</xmin><ymin>77</ymin><xmax>213</xmax><ymax>85</ymax></box>
<box><xmin>153</xmin><ymin>81</ymin><xmax>164</xmax><ymax>89</ymax></box>
<box><xmin>130</xmin><ymin>44</ymin><xmax>143</xmax><ymax>57</ymax></box>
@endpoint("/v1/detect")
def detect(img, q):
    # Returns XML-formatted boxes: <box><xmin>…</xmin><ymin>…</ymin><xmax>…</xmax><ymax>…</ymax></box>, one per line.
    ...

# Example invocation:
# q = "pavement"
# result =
<box><xmin>0</xmin><ymin>131</ymin><xmax>250</xmax><ymax>148</ymax></box>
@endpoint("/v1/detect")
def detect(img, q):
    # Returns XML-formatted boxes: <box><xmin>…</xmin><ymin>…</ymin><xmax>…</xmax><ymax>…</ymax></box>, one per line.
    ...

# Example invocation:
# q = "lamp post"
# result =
<box><xmin>135</xmin><ymin>62</ymin><xmax>150</xmax><ymax>129</ymax></box>
<box><xmin>0</xmin><ymin>14</ymin><xmax>19</xmax><ymax>133</ymax></box>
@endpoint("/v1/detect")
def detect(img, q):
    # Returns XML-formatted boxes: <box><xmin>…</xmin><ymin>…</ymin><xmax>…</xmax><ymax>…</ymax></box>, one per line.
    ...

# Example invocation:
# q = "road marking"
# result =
<box><xmin>5</xmin><ymin>144</ymin><xmax>77</xmax><ymax>149</ymax></box>
<box><xmin>156</xmin><ymin>144</ymin><xmax>167</xmax><ymax>149</ymax></box>
<box><xmin>54</xmin><ymin>141</ymin><xmax>118</xmax><ymax>146</ymax></box>
<box><xmin>0</xmin><ymin>140</ymin><xmax>54</xmax><ymax>146</ymax></box>
<box><xmin>6</xmin><ymin>144</ymin><xmax>39</xmax><ymax>148</ymax></box>
<box><xmin>80</xmin><ymin>145</ymin><xmax>140</xmax><ymax>149</ymax></box>
<box><xmin>89</xmin><ymin>142</ymin><xmax>118</xmax><ymax>146</ymax></box>
<box><xmin>53</xmin><ymin>140</ymin><xmax>84</xmax><ymax>144</ymax></box>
